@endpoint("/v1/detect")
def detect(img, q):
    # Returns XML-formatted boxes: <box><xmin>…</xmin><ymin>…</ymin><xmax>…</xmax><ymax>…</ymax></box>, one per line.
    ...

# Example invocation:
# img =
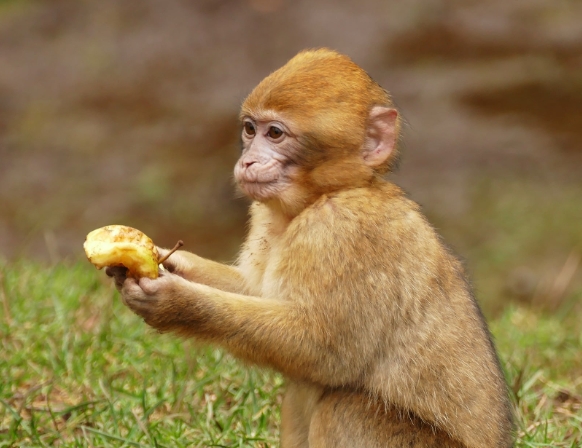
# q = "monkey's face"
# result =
<box><xmin>236</xmin><ymin>49</ymin><xmax>401</xmax><ymax>214</ymax></box>
<box><xmin>235</xmin><ymin>114</ymin><xmax>303</xmax><ymax>203</ymax></box>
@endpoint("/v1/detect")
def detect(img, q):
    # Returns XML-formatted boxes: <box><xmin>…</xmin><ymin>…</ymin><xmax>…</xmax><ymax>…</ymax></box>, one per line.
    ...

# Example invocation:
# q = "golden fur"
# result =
<box><xmin>116</xmin><ymin>48</ymin><xmax>514</xmax><ymax>447</ymax></box>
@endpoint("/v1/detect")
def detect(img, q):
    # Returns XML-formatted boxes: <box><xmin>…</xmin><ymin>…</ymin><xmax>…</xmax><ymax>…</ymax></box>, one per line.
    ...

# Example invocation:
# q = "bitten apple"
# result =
<box><xmin>84</xmin><ymin>225</ymin><xmax>160</xmax><ymax>279</ymax></box>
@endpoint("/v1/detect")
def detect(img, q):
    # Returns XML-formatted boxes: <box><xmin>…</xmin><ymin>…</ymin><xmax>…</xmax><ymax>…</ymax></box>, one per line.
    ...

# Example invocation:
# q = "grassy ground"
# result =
<box><xmin>0</xmin><ymin>259</ymin><xmax>581</xmax><ymax>447</ymax></box>
<box><xmin>0</xmin><ymin>262</ymin><xmax>282</xmax><ymax>447</ymax></box>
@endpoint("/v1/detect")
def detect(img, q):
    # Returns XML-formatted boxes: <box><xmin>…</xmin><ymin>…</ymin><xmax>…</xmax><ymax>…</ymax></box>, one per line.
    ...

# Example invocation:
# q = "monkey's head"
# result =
<box><xmin>235</xmin><ymin>48</ymin><xmax>400</xmax><ymax>215</ymax></box>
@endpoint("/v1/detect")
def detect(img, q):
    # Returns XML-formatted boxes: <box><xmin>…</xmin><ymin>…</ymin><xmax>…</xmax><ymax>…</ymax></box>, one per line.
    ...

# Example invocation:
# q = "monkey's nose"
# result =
<box><xmin>244</xmin><ymin>160</ymin><xmax>258</xmax><ymax>168</ymax></box>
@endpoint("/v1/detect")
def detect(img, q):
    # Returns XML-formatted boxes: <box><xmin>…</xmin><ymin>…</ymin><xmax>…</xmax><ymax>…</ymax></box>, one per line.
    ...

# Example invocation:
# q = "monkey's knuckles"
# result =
<box><xmin>119</xmin><ymin>277</ymin><xmax>161</xmax><ymax>318</ymax></box>
<box><xmin>121</xmin><ymin>273</ymin><xmax>186</xmax><ymax>329</ymax></box>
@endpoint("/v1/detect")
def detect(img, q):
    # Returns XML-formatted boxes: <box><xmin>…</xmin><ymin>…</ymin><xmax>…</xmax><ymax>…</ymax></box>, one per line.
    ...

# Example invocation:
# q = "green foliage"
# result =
<box><xmin>0</xmin><ymin>261</ymin><xmax>581</xmax><ymax>446</ymax></box>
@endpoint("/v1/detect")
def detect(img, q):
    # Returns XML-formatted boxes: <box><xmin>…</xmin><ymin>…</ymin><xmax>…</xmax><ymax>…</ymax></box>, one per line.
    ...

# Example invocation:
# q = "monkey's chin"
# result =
<box><xmin>238</xmin><ymin>181</ymin><xmax>284</xmax><ymax>202</ymax></box>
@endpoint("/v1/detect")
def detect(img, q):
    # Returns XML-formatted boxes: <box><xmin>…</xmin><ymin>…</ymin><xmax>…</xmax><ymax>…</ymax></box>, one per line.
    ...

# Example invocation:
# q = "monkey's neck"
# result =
<box><xmin>262</xmin><ymin>199</ymin><xmax>296</xmax><ymax>228</ymax></box>
<box><xmin>263</xmin><ymin>175</ymin><xmax>386</xmax><ymax>223</ymax></box>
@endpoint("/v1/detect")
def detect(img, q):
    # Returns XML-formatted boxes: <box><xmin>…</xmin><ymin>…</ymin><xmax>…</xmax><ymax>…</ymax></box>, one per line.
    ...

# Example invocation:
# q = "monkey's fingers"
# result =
<box><xmin>106</xmin><ymin>266</ymin><xmax>129</xmax><ymax>290</ymax></box>
<box><xmin>156</xmin><ymin>244</ymin><xmax>184</xmax><ymax>273</ymax></box>
<box><xmin>158</xmin><ymin>240</ymin><xmax>184</xmax><ymax>265</ymax></box>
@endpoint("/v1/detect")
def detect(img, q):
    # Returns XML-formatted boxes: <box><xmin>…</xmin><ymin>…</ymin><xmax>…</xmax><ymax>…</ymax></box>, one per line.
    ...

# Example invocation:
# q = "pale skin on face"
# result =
<box><xmin>234</xmin><ymin>115</ymin><xmax>300</xmax><ymax>201</ymax></box>
<box><xmin>107</xmin><ymin>49</ymin><xmax>513</xmax><ymax>448</ymax></box>
<box><xmin>232</xmin><ymin>106</ymin><xmax>397</xmax><ymax>213</ymax></box>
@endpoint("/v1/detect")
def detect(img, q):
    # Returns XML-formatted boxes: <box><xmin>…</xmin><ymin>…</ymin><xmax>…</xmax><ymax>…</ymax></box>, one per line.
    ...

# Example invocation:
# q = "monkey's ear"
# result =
<box><xmin>362</xmin><ymin>106</ymin><xmax>398</xmax><ymax>169</ymax></box>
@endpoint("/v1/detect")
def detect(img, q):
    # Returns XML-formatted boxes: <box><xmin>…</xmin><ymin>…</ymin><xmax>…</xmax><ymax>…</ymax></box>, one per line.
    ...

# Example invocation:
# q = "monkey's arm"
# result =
<box><xmin>157</xmin><ymin>248</ymin><xmax>246</xmax><ymax>294</ymax></box>
<box><xmin>121</xmin><ymin>272</ymin><xmax>381</xmax><ymax>386</ymax></box>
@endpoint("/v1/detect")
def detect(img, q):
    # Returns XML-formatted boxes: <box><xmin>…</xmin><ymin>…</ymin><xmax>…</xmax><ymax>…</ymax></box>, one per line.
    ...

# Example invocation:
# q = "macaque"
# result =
<box><xmin>107</xmin><ymin>49</ymin><xmax>513</xmax><ymax>447</ymax></box>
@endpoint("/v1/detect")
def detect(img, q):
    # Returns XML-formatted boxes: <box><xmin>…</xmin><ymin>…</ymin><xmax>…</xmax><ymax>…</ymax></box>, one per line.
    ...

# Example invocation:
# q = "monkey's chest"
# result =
<box><xmin>240</xmin><ymin>236</ymin><xmax>287</xmax><ymax>298</ymax></box>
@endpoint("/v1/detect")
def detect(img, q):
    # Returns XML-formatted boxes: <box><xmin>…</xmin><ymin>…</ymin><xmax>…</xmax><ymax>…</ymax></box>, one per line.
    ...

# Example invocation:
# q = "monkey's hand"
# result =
<box><xmin>110</xmin><ymin>267</ymin><xmax>199</xmax><ymax>333</ymax></box>
<box><xmin>156</xmin><ymin>248</ymin><xmax>194</xmax><ymax>278</ymax></box>
<box><xmin>155</xmin><ymin>247</ymin><xmax>247</xmax><ymax>295</ymax></box>
<box><xmin>106</xmin><ymin>266</ymin><xmax>130</xmax><ymax>291</ymax></box>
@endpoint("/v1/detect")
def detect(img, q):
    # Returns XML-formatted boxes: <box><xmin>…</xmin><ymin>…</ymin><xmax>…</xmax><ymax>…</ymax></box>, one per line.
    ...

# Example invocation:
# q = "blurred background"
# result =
<box><xmin>0</xmin><ymin>0</ymin><xmax>580</xmax><ymax>315</ymax></box>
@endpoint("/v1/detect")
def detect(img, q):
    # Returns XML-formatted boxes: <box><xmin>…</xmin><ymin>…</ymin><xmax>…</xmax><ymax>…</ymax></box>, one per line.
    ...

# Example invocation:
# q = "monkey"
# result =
<box><xmin>107</xmin><ymin>48</ymin><xmax>514</xmax><ymax>447</ymax></box>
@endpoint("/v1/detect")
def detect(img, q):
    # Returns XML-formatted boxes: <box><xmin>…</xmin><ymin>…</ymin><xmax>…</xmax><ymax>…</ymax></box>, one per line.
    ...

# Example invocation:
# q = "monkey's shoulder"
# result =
<box><xmin>294</xmin><ymin>183</ymin><xmax>427</xmax><ymax>236</ymax></box>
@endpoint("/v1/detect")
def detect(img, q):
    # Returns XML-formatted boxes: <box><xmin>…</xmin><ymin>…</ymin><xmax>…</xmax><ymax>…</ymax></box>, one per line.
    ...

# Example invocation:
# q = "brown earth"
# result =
<box><xmin>0</xmin><ymin>0</ymin><xmax>580</xmax><ymax>264</ymax></box>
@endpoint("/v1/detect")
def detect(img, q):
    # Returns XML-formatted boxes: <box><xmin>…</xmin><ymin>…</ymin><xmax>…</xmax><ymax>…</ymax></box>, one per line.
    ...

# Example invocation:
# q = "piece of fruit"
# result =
<box><xmin>84</xmin><ymin>225</ymin><xmax>160</xmax><ymax>279</ymax></box>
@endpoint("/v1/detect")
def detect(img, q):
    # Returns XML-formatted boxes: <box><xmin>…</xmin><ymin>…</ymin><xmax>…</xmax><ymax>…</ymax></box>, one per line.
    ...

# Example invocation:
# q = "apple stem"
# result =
<box><xmin>158</xmin><ymin>240</ymin><xmax>184</xmax><ymax>264</ymax></box>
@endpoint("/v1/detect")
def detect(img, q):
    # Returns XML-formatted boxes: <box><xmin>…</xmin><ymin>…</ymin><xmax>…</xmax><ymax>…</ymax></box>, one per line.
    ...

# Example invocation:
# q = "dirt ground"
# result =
<box><xmin>0</xmin><ymin>0</ymin><xmax>580</xmax><ymax>262</ymax></box>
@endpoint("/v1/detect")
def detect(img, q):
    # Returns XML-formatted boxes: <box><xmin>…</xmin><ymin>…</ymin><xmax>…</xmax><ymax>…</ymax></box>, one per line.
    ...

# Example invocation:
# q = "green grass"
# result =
<box><xmin>0</xmin><ymin>262</ymin><xmax>281</xmax><ymax>447</ymax></box>
<box><xmin>1</xmin><ymin>261</ymin><xmax>581</xmax><ymax>446</ymax></box>
<box><xmin>494</xmin><ymin>308</ymin><xmax>582</xmax><ymax>446</ymax></box>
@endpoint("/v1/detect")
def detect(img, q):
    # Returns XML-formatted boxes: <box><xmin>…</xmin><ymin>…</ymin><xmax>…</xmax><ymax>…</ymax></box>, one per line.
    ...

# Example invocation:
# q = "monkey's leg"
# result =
<box><xmin>280</xmin><ymin>382</ymin><xmax>324</xmax><ymax>448</ymax></box>
<box><xmin>308</xmin><ymin>389</ymin><xmax>465</xmax><ymax>448</ymax></box>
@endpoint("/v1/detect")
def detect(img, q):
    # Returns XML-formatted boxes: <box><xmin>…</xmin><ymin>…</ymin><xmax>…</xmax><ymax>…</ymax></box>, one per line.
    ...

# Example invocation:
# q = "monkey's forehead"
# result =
<box><xmin>239</xmin><ymin>108</ymin><xmax>291</xmax><ymax>123</ymax></box>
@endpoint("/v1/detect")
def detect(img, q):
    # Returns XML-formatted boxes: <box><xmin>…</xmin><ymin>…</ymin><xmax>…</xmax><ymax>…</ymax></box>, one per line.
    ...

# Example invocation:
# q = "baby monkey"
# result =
<box><xmin>108</xmin><ymin>49</ymin><xmax>514</xmax><ymax>447</ymax></box>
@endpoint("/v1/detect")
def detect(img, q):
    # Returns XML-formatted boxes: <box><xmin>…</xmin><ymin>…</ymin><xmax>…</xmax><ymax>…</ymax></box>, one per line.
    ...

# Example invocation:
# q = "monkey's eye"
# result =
<box><xmin>267</xmin><ymin>126</ymin><xmax>283</xmax><ymax>139</ymax></box>
<box><xmin>243</xmin><ymin>122</ymin><xmax>256</xmax><ymax>137</ymax></box>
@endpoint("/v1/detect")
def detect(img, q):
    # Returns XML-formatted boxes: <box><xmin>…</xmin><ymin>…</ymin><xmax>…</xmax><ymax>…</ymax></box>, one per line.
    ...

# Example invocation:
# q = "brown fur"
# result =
<box><xmin>117</xmin><ymin>48</ymin><xmax>514</xmax><ymax>447</ymax></box>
